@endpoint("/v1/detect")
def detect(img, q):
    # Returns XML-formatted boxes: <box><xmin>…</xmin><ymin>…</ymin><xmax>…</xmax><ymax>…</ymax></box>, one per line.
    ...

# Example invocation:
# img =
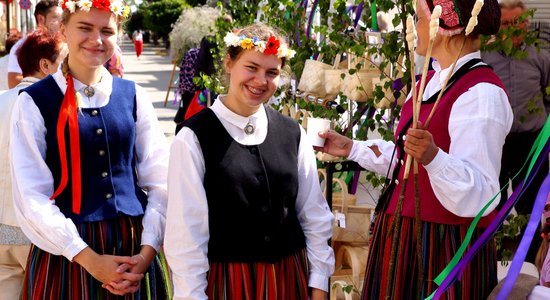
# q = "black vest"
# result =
<box><xmin>184</xmin><ymin>106</ymin><xmax>306</xmax><ymax>262</ymax></box>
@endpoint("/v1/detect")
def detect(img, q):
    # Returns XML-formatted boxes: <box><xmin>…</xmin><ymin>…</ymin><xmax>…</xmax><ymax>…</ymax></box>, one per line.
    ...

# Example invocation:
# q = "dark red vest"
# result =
<box><xmin>385</xmin><ymin>66</ymin><xmax>505</xmax><ymax>226</ymax></box>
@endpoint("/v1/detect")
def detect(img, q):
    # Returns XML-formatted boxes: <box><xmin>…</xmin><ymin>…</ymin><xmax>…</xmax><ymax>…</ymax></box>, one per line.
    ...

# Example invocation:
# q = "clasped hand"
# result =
<box><xmin>74</xmin><ymin>247</ymin><xmax>152</xmax><ymax>296</ymax></box>
<box><xmin>101</xmin><ymin>253</ymin><xmax>152</xmax><ymax>295</ymax></box>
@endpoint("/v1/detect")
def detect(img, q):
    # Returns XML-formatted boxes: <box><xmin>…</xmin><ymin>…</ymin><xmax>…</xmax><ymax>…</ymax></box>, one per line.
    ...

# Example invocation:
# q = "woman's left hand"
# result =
<box><xmin>102</xmin><ymin>245</ymin><xmax>157</xmax><ymax>295</ymax></box>
<box><xmin>404</xmin><ymin>126</ymin><xmax>439</xmax><ymax>165</ymax></box>
<box><xmin>311</xmin><ymin>288</ymin><xmax>328</xmax><ymax>300</ymax></box>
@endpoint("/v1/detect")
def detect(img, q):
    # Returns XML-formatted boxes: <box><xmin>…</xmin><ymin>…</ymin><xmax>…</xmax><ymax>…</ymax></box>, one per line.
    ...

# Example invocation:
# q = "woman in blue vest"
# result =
<box><xmin>317</xmin><ymin>0</ymin><xmax>512</xmax><ymax>299</ymax></box>
<box><xmin>164</xmin><ymin>23</ymin><xmax>334</xmax><ymax>300</ymax></box>
<box><xmin>9</xmin><ymin>1</ymin><xmax>171</xmax><ymax>298</ymax></box>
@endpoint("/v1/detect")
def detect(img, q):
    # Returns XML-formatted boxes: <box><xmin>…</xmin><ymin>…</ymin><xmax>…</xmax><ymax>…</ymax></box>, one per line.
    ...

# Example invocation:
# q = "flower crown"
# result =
<box><xmin>60</xmin><ymin>0</ymin><xmax>130</xmax><ymax>17</ymax></box>
<box><xmin>223</xmin><ymin>31</ymin><xmax>296</xmax><ymax>59</ymax></box>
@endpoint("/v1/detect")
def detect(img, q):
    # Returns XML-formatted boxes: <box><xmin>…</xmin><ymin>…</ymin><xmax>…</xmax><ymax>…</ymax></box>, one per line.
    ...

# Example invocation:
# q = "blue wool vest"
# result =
<box><xmin>24</xmin><ymin>76</ymin><xmax>147</xmax><ymax>224</ymax></box>
<box><xmin>184</xmin><ymin>106</ymin><xmax>306</xmax><ymax>263</ymax></box>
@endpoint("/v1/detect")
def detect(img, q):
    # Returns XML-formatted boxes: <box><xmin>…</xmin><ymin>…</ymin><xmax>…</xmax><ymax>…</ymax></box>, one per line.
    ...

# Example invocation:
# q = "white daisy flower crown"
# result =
<box><xmin>224</xmin><ymin>31</ymin><xmax>296</xmax><ymax>60</ymax></box>
<box><xmin>60</xmin><ymin>0</ymin><xmax>130</xmax><ymax>17</ymax></box>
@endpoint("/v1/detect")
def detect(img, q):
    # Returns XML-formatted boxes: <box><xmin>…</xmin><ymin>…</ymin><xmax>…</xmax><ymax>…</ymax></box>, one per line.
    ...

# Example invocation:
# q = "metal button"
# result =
<box><xmin>96</xmin><ymin>128</ymin><xmax>103</xmax><ymax>135</ymax></box>
<box><xmin>400</xmin><ymin>159</ymin><xmax>404</xmax><ymax>165</ymax></box>
<box><xmin>101</xmin><ymin>172</ymin><xmax>108</xmax><ymax>178</ymax></box>
<box><xmin>105</xmin><ymin>193</ymin><xmax>113</xmax><ymax>199</ymax></box>
<box><xmin>99</xmin><ymin>150</ymin><xmax>106</xmax><ymax>156</ymax></box>
<box><xmin>91</xmin><ymin>110</ymin><xmax>98</xmax><ymax>116</ymax></box>
<box><xmin>394</xmin><ymin>179</ymin><xmax>400</xmax><ymax>185</ymax></box>
<box><xmin>264</xmin><ymin>236</ymin><xmax>271</xmax><ymax>242</ymax></box>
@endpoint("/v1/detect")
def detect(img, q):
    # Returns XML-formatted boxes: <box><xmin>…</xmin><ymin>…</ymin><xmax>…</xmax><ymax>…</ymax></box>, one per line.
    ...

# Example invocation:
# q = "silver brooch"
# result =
<box><xmin>244</xmin><ymin>122</ymin><xmax>255</xmax><ymax>135</ymax></box>
<box><xmin>83</xmin><ymin>86</ymin><xmax>95</xmax><ymax>98</ymax></box>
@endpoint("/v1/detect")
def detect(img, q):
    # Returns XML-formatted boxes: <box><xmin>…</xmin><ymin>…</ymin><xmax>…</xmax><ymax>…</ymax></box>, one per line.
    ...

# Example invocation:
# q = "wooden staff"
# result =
<box><xmin>385</xmin><ymin>6</ymin><xmax>442</xmax><ymax>299</ymax></box>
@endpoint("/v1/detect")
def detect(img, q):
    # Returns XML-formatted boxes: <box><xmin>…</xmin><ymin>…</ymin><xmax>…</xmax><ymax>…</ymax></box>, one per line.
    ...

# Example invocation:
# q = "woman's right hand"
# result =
<box><xmin>73</xmin><ymin>247</ymin><xmax>143</xmax><ymax>295</ymax></box>
<box><xmin>314</xmin><ymin>130</ymin><xmax>354</xmax><ymax>158</ymax></box>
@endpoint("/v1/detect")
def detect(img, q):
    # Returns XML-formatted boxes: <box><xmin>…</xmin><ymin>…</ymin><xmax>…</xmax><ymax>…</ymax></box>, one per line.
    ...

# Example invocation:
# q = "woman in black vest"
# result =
<box><xmin>165</xmin><ymin>23</ymin><xmax>334</xmax><ymax>300</ymax></box>
<box><xmin>10</xmin><ymin>1</ymin><xmax>171</xmax><ymax>298</ymax></box>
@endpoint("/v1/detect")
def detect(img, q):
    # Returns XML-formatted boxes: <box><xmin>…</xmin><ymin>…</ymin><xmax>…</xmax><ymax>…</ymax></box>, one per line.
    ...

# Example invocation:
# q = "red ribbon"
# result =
<box><xmin>50</xmin><ymin>74</ymin><xmax>82</xmax><ymax>214</ymax></box>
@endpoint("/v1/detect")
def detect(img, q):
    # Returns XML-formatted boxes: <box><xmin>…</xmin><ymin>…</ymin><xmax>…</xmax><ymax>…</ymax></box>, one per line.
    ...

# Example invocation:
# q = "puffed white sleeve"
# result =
<box><xmin>423</xmin><ymin>83</ymin><xmax>513</xmax><ymax>216</ymax></box>
<box><xmin>164</xmin><ymin>127</ymin><xmax>210</xmax><ymax>300</ymax></box>
<box><xmin>10</xmin><ymin>91</ymin><xmax>88</xmax><ymax>261</ymax></box>
<box><xmin>134</xmin><ymin>84</ymin><xmax>169</xmax><ymax>251</ymax></box>
<box><xmin>348</xmin><ymin>139</ymin><xmax>398</xmax><ymax>176</ymax></box>
<box><xmin>295</xmin><ymin>126</ymin><xmax>335</xmax><ymax>292</ymax></box>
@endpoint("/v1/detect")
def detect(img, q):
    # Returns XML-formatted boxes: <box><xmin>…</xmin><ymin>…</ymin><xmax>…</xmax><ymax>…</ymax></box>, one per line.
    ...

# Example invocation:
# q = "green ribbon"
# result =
<box><xmin>425</xmin><ymin>116</ymin><xmax>550</xmax><ymax>300</ymax></box>
<box><xmin>371</xmin><ymin>0</ymin><xmax>378</xmax><ymax>31</ymax></box>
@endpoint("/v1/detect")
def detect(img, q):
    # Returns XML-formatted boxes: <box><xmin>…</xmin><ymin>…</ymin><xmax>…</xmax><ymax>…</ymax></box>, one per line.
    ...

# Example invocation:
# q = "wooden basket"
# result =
<box><xmin>330</xmin><ymin>244</ymin><xmax>369</xmax><ymax>300</ymax></box>
<box><xmin>318</xmin><ymin>169</ymin><xmax>356</xmax><ymax>205</ymax></box>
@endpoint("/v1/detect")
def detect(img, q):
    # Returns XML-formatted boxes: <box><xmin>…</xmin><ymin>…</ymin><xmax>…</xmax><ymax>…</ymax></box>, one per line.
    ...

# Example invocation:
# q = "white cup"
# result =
<box><xmin>307</xmin><ymin>117</ymin><xmax>331</xmax><ymax>147</ymax></box>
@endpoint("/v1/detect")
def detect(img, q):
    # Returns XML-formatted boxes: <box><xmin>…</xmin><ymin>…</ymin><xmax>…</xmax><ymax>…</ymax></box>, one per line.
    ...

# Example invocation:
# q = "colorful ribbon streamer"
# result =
<box><xmin>370</xmin><ymin>0</ymin><xmax>378</xmax><ymax>31</ymax></box>
<box><xmin>50</xmin><ymin>74</ymin><xmax>82</xmax><ymax>214</ymax></box>
<box><xmin>497</xmin><ymin>174</ymin><xmax>550</xmax><ymax>299</ymax></box>
<box><xmin>426</xmin><ymin>117</ymin><xmax>550</xmax><ymax>299</ymax></box>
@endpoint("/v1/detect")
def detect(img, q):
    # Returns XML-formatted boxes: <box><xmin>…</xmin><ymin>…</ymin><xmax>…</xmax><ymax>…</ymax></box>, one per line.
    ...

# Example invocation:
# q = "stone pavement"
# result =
<box><xmin>119</xmin><ymin>39</ymin><xmax>178</xmax><ymax>143</ymax></box>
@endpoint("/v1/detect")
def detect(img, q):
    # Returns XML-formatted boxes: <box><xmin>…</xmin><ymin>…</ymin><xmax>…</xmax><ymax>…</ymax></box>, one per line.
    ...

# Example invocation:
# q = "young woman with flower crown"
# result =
<box><xmin>164</xmin><ymin>23</ymin><xmax>334</xmax><ymax>300</ymax></box>
<box><xmin>9</xmin><ymin>0</ymin><xmax>171</xmax><ymax>298</ymax></box>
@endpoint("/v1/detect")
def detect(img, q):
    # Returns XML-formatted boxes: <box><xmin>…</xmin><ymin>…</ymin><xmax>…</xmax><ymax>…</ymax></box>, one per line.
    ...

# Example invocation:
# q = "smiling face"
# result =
<box><xmin>224</xmin><ymin>49</ymin><xmax>282</xmax><ymax>117</ymax></box>
<box><xmin>61</xmin><ymin>8</ymin><xmax>118</xmax><ymax>71</ymax></box>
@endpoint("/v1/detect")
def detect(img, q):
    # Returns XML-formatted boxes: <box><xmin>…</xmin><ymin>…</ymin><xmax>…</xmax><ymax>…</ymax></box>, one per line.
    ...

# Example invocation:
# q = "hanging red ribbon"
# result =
<box><xmin>50</xmin><ymin>74</ymin><xmax>82</xmax><ymax>215</ymax></box>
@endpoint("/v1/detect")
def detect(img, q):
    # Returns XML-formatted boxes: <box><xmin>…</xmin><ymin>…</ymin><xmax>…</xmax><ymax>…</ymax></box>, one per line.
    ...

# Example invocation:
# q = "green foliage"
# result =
<box><xmin>480</xmin><ymin>9</ymin><xmax>538</xmax><ymax>59</ymax></box>
<box><xmin>186</xmin><ymin>0</ymin><xmax>207</xmax><ymax>6</ymax></box>
<box><xmin>494</xmin><ymin>213</ymin><xmax>530</xmax><ymax>263</ymax></box>
<box><xmin>332</xmin><ymin>281</ymin><xmax>360</xmax><ymax>296</ymax></box>
<box><xmin>141</xmin><ymin>0</ymin><xmax>190</xmax><ymax>39</ymax></box>
<box><xmin>201</xmin><ymin>0</ymin><xmax>414</xmax><ymax>189</ymax></box>
<box><xmin>125</xmin><ymin>10</ymin><xmax>145</xmax><ymax>38</ymax></box>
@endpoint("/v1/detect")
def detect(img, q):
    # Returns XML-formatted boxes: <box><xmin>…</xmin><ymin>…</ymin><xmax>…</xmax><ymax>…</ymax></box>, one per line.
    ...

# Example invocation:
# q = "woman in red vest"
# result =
<box><xmin>318</xmin><ymin>0</ymin><xmax>512</xmax><ymax>299</ymax></box>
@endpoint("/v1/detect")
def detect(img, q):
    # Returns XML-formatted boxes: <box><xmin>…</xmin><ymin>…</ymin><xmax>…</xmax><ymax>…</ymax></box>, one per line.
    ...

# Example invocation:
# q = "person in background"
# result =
<box><xmin>7</xmin><ymin>0</ymin><xmax>62</xmax><ymax>88</ymax></box>
<box><xmin>10</xmin><ymin>1</ymin><xmax>171</xmax><ymax>298</ymax></box>
<box><xmin>317</xmin><ymin>0</ymin><xmax>512</xmax><ymax>299</ymax></box>
<box><xmin>104</xmin><ymin>43</ymin><xmax>124</xmax><ymax>77</ymax></box>
<box><xmin>165</xmin><ymin>23</ymin><xmax>334</xmax><ymax>300</ymax></box>
<box><xmin>0</xmin><ymin>33</ymin><xmax>22</xmax><ymax>90</ymax></box>
<box><xmin>133</xmin><ymin>29</ymin><xmax>143</xmax><ymax>59</ymax></box>
<box><xmin>482</xmin><ymin>0</ymin><xmax>550</xmax><ymax>263</ymax></box>
<box><xmin>0</xmin><ymin>27</ymin><xmax>66</xmax><ymax>300</ymax></box>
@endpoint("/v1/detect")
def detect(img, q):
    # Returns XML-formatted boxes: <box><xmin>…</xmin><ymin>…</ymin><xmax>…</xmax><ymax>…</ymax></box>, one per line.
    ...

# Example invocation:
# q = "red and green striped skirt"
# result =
<box><xmin>207</xmin><ymin>249</ymin><xmax>309</xmax><ymax>299</ymax></box>
<box><xmin>362</xmin><ymin>213</ymin><xmax>497</xmax><ymax>300</ymax></box>
<box><xmin>21</xmin><ymin>215</ymin><xmax>172</xmax><ymax>300</ymax></box>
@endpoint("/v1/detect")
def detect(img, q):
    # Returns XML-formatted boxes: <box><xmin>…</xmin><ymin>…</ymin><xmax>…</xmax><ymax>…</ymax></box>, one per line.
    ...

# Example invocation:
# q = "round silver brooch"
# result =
<box><xmin>244</xmin><ymin>122</ymin><xmax>255</xmax><ymax>135</ymax></box>
<box><xmin>83</xmin><ymin>86</ymin><xmax>95</xmax><ymax>98</ymax></box>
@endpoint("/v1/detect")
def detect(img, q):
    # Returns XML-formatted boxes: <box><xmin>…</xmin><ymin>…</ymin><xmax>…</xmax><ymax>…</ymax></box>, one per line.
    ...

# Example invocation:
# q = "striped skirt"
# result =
<box><xmin>362</xmin><ymin>213</ymin><xmax>497</xmax><ymax>300</ymax></box>
<box><xmin>21</xmin><ymin>215</ymin><xmax>172</xmax><ymax>300</ymax></box>
<box><xmin>207</xmin><ymin>249</ymin><xmax>309</xmax><ymax>300</ymax></box>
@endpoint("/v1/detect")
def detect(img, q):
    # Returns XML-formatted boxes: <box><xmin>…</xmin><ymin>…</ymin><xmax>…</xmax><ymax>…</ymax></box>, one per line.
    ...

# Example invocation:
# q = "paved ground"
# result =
<box><xmin>119</xmin><ymin>39</ymin><xmax>179</xmax><ymax>143</ymax></box>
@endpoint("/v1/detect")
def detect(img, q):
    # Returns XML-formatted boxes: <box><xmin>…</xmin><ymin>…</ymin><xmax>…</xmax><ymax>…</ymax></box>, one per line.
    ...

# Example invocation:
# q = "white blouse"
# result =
<box><xmin>349</xmin><ymin>52</ymin><xmax>513</xmax><ymax>217</ymax></box>
<box><xmin>9</xmin><ymin>67</ymin><xmax>169</xmax><ymax>261</ymax></box>
<box><xmin>164</xmin><ymin>98</ymin><xmax>335</xmax><ymax>300</ymax></box>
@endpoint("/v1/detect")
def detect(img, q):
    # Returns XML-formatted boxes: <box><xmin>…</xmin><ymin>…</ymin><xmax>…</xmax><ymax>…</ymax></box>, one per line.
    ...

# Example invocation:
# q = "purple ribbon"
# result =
<box><xmin>497</xmin><ymin>174</ymin><xmax>550</xmax><ymax>299</ymax></box>
<box><xmin>353</xmin><ymin>2</ymin><xmax>364</xmax><ymax>28</ymax></box>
